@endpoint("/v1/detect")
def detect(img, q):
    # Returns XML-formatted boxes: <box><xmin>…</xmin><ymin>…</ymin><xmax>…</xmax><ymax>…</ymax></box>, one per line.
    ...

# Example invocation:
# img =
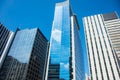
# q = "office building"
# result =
<box><xmin>45</xmin><ymin>0</ymin><xmax>85</xmax><ymax>80</ymax></box>
<box><xmin>0</xmin><ymin>28</ymin><xmax>49</xmax><ymax>80</ymax></box>
<box><xmin>103</xmin><ymin>12</ymin><xmax>120</xmax><ymax>61</ymax></box>
<box><xmin>0</xmin><ymin>23</ymin><xmax>14</xmax><ymax>69</ymax></box>
<box><xmin>83</xmin><ymin>12</ymin><xmax>120</xmax><ymax>80</ymax></box>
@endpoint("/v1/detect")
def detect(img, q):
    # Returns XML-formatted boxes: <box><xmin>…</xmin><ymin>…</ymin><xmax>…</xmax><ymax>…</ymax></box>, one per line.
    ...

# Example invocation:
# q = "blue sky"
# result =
<box><xmin>0</xmin><ymin>0</ymin><xmax>120</xmax><ymax>74</ymax></box>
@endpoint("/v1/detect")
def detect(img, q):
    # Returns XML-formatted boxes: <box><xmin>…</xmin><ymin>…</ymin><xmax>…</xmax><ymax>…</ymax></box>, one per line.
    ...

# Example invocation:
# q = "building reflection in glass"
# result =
<box><xmin>47</xmin><ymin>0</ymin><xmax>85</xmax><ymax>80</ymax></box>
<box><xmin>0</xmin><ymin>28</ymin><xmax>48</xmax><ymax>80</ymax></box>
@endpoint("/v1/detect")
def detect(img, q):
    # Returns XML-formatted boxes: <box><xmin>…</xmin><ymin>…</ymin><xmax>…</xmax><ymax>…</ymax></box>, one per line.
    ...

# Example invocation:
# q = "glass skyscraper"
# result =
<box><xmin>46</xmin><ymin>0</ymin><xmax>85</xmax><ymax>80</ymax></box>
<box><xmin>0</xmin><ymin>28</ymin><xmax>49</xmax><ymax>80</ymax></box>
<box><xmin>83</xmin><ymin>12</ymin><xmax>120</xmax><ymax>80</ymax></box>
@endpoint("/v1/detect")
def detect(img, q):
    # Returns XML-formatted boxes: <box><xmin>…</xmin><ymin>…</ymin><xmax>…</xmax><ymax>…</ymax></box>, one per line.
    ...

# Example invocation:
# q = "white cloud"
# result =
<box><xmin>64</xmin><ymin>63</ymin><xmax>69</xmax><ymax>69</ymax></box>
<box><xmin>52</xmin><ymin>29</ymin><xmax>61</xmax><ymax>42</ymax></box>
<box><xmin>60</xmin><ymin>62</ymin><xmax>69</xmax><ymax>69</ymax></box>
<box><xmin>60</xmin><ymin>62</ymin><xmax>64</xmax><ymax>65</ymax></box>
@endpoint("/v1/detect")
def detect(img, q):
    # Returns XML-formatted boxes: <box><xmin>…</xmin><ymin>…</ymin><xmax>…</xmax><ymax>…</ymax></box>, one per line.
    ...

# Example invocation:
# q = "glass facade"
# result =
<box><xmin>49</xmin><ymin>1</ymin><xmax>71</xmax><ymax>80</ymax></box>
<box><xmin>0</xmin><ymin>28</ymin><xmax>48</xmax><ymax>80</ymax></box>
<box><xmin>48</xmin><ymin>1</ymin><xmax>85</xmax><ymax>80</ymax></box>
<box><xmin>72</xmin><ymin>15</ymin><xmax>85</xmax><ymax>80</ymax></box>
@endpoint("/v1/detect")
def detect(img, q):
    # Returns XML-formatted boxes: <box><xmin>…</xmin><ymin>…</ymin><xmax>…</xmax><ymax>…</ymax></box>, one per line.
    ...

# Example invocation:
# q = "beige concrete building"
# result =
<box><xmin>83</xmin><ymin>12</ymin><xmax>120</xmax><ymax>80</ymax></box>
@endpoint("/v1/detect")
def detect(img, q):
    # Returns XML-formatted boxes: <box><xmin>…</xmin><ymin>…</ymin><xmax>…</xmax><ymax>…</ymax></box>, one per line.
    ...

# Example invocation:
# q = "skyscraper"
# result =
<box><xmin>83</xmin><ymin>12</ymin><xmax>120</xmax><ymax>80</ymax></box>
<box><xmin>0</xmin><ymin>23</ymin><xmax>14</xmax><ymax>69</ymax></box>
<box><xmin>103</xmin><ymin>12</ymin><xmax>120</xmax><ymax>61</ymax></box>
<box><xmin>45</xmin><ymin>0</ymin><xmax>85</xmax><ymax>80</ymax></box>
<box><xmin>0</xmin><ymin>28</ymin><xmax>49</xmax><ymax>80</ymax></box>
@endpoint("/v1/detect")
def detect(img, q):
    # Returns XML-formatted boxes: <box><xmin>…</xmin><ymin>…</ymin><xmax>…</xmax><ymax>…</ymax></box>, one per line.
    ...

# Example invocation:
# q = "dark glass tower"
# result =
<box><xmin>46</xmin><ymin>0</ymin><xmax>85</xmax><ymax>80</ymax></box>
<box><xmin>0</xmin><ymin>23</ymin><xmax>14</xmax><ymax>69</ymax></box>
<box><xmin>0</xmin><ymin>28</ymin><xmax>49</xmax><ymax>80</ymax></box>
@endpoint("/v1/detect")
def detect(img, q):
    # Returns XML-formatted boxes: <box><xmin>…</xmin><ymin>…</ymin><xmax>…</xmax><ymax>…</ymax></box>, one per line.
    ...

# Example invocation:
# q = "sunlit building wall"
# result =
<box><xmin>103</xmin><ymin>12</ymin><xmax>120</xmax><ymax>62</ymax></box>
<box><xmin>83</xmin><ymin>12</ymin><xmax>120</xmax><ymax>80</ymax></box>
